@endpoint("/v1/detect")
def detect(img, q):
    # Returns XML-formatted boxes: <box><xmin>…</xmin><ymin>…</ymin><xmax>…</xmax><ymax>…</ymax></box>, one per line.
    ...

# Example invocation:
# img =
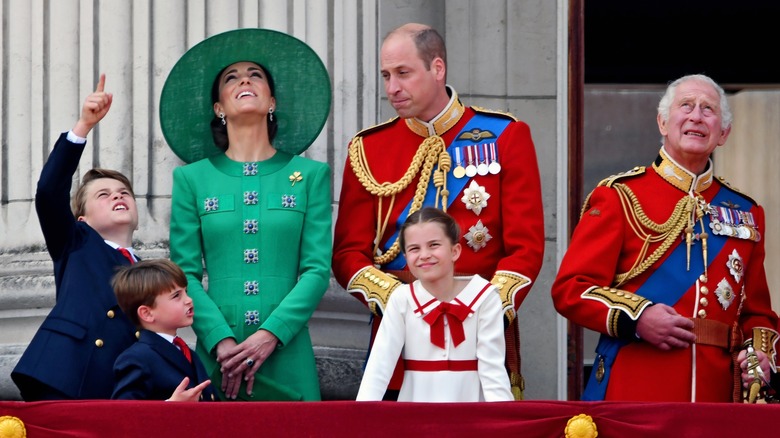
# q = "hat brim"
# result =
<box><xmin>160</xmin><ymin>28</ymin><xmax>331</xmax><ymax>163</ymax></box>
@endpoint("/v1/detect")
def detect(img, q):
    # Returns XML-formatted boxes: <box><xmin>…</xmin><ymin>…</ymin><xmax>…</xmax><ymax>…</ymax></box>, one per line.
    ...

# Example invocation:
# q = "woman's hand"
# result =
<box><xmin>216</xmin><ymin>338</ymin><xmax>242</xmax><ymax>399</ymax></box>
<box><xmin>222</xmin><ymin>329</ymin><xmax>279</xmax><ymax>397</ymax></box>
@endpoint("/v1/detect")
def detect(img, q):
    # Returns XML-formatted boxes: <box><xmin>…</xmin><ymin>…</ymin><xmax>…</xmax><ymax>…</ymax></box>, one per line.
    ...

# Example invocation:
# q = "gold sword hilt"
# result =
<box><xmin>744</xmin><ymin>344</ymin><xmax>768</xmax><ymax>403</ymax></box>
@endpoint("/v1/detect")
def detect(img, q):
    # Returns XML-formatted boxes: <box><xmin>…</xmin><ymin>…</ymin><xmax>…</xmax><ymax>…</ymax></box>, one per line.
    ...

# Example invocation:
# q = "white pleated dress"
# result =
<box><xmin>357</xmin><ymin>275</ymin><xmax>512</xmax><ymax>402</ymax></box>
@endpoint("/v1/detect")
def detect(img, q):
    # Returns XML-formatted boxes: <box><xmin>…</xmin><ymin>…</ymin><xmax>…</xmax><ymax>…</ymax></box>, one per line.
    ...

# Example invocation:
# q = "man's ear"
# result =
<box><xmin>656</xmin><ymin>112</ymin><xmax>668</xmax><ymax>136</ymax></box>
<box><xmin>717</xmin><ymin>125</ymin><xmax>732</xmax><ymax>146</ymax></box>
<box><xmin>432</xmin><ymin>57</ymin><xmax>446</xmax><ymax>81</ymax></box>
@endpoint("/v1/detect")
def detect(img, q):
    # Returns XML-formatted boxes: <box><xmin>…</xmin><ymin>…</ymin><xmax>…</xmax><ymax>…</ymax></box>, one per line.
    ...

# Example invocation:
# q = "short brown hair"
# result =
<box><xmin>412</xmin><ymin>27</ymin><xmax>446</xmax><ymax>70</ymax></box>
<box><xmin>399</xmin><ymin>207</ymin><xmax>460</xmax><ymax>253</ymax></box>
<box><xmin>72</xmin><ymin>168</ymin><xmax>135</xmax><ymax>218</ymax></box>
<box><xmin>112</xmin><ymin>259</ymin><xmax>188</xmax><ymax>327</ymax></box>
<box><xmin>385</xmin><ymin>24</ymin><xmax>447</xmax><ymax>71</ymax></box>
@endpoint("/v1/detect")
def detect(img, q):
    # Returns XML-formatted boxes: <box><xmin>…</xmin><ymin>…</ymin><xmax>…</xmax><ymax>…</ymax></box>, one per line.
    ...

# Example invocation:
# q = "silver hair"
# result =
<box><xmin>657</xmin><ymin>74</ymin><xmax>733</xmax><ymax>130</ymax></box>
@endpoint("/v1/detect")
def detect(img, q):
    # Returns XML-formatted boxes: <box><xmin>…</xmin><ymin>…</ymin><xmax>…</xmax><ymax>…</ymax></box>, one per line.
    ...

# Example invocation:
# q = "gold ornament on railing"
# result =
<box><xmin>0</xmin><ymin>416</ymin><xmax>27</xmax><ymax>438</ymax></box>
<box><xmin>565</xmin><ymin>414</ymin><xmax>598</xmax><ymax>438</ymax></box>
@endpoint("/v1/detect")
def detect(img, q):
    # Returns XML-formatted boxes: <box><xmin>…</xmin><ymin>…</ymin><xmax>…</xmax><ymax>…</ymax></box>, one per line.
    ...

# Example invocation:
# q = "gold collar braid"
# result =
<box><xmin>349</xmin><ymin>135</ymin><xmax>451</xmax><ymax>265</ymax></box>
<box><xmin>611</xmin><ymin>183</ymin><xmax>707</xmax><ymax>286</ymax></box>
<box><xmin>652</xmin><ymin>147</ymin><xmax>714</xmax><ymax>193</ymax></box>
<box><xmin>405</xmin><ymin>86</ymin><xmax>465</xmax><ymax>138</ymax></box>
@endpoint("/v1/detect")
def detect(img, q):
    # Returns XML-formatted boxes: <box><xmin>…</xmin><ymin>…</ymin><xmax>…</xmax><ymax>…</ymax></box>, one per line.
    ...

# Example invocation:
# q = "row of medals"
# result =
<box><xmin>452</xmin><ymin>143</ymin><xmax>501</xmax><ymax>179</ymax></box>
<box><xmin>705</xmin><ymin>202</ymin><xmax>761</xmax><ymax>241</ymax></box>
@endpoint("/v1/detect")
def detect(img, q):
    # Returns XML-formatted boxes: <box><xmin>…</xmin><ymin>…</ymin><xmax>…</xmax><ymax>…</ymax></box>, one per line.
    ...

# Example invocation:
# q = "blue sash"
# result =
<box><xmin>383</xmin><ymin>113</ymin><xmax>511</xmax><ymax>270</ymax></box>
<box><xmin>582</xmin><ymin>185</ymin><xmax>746</xmax><ymax>400</ymax></box>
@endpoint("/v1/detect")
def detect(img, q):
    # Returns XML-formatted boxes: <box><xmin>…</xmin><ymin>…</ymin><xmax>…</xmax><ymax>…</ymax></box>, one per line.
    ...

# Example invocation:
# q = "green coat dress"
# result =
<box><xmin>170</xmin><ymin>151</ymin><xmax>332</xmax><ymax>401</ymax></box>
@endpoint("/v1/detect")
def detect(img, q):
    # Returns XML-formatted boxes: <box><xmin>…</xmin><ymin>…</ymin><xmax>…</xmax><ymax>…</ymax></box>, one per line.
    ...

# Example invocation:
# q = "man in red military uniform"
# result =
<box><xmin>552</xmin><ymin>74</ymin><xmax>778</xmax><ymax>402</ymax></box>
<box><xmin>333</xmin><ymin>23</ymin><xmax>545</xmax><ymax>400</ymax></box>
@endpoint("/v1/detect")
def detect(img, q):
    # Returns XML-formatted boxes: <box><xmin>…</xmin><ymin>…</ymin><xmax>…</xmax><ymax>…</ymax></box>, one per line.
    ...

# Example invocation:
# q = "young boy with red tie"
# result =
<box><xmin>111</xmin><ymin>259</ymin><xmax>216</xmax><ymax>401</ymax></box>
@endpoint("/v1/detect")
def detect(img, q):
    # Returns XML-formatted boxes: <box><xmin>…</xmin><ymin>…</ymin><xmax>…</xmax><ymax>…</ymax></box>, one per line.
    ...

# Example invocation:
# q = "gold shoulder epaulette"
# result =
<box><xmin>580</xmin><ymin>166</ymin><xmax>646</xmax><ymax>218</ymax></box>
<box><xmin>716</xmin><ymin>176</ymin><xmax>759</xmax><ymax>206</ymax></box>
<box><xmin>597</xmin><ymin>166</ymin><xmax>646</xmax><ymax>188</ymax></box>
<box><xmin>353</xmin><ymin>116</ymin><xmax>400</xmax><ymax>138</ymax></box>
<box><xmin>471</xmin><ymin>105</ymin><xmax>518</xmax><ymax>122</ymax></box>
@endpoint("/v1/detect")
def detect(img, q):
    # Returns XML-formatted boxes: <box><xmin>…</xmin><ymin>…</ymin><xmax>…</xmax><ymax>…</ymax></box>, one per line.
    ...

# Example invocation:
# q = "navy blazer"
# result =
<box><xmin>12</xmin><ymin>133</ymin><xmax>138</xmax><ymax>399</ymax></box>
<box><xmin>112</xmin><ymin>330</ymin><xmax>217</xmax><ymax>401</ymax></box>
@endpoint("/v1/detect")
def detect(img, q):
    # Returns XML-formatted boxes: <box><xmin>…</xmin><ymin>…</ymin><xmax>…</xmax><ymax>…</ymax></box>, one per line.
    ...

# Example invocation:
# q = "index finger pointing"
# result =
<box><xmin>95</xmin><ymin>74</ymin><xmax>106</xmax><ymax>93</ymax></box>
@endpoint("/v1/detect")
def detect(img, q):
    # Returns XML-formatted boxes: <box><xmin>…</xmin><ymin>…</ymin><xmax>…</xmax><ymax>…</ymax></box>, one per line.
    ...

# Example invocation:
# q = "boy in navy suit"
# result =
<box><xmin>111</xmin><ymin>259</ymin><xmax>217</xmax><ymax>401</ymax></box>
<box><xmin>12</xmin><ymin>74</ymin><xmax>140</xmax><ymax>400</ymax></box>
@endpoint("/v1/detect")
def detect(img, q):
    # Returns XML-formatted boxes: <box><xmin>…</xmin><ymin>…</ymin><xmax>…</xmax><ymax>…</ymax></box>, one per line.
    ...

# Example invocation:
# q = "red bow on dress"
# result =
<box><xmin>422</xmin><ymin>302</ymin><xmax>471</xmax><ymax>349</ymax></box>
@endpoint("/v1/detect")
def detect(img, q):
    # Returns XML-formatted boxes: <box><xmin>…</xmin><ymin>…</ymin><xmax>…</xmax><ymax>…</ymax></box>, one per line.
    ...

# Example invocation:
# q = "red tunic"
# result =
<box><xmin>333</xmin><ymin>104</ymin><xmax>544</xmax><ymax>304</ymax></box>
<box><xmin>552</xmin><ymin>149</ymin><xmax>778</xmax><ymax>402</ymax></box>
<box><xmin>333</xmin><ymin>90</ymin><xmax>545</xmax><ymax>394</ymax></box>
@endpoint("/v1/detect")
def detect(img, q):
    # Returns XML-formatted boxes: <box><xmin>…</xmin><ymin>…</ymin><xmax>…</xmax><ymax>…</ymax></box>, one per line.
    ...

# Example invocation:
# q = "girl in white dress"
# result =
<box><xmin>356</xmin><ymin>207</ymin><xmax>512</xmax><ymax>402</ymax></box>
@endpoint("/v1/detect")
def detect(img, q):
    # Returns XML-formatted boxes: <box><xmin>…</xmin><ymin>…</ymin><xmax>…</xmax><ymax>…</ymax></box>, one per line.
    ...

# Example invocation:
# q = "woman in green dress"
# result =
<box><xmin>160</xmin><ymin>29</ymin><xmax>332</xmax><ymax>401</ymax></box>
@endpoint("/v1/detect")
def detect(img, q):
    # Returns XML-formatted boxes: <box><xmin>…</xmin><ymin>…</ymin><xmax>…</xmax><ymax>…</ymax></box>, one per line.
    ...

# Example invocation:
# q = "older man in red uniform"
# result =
<box><xmin>552</xmin><ymin>74</ymin><xmax>778</xmax><ymax>402</ymax></box>
<box><xmin>333</xmin><ymin>23</ymin><xmax>545</xmax><ymax>399</ymax></box>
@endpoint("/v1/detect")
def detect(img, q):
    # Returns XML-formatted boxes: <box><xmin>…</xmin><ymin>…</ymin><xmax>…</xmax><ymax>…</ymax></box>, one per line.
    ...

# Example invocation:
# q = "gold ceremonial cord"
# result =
<box><xmin>349</xmin><ymin>135</ymin><xmax>449</xmax><ymax>265</ymax></box>
<box><xmin>611</xmin><ymin>183</ymin><xmax>696</xmax><ymax>286</ymax></box>
<box><xmin>432</xmin><ymin>150</ymin><xmax>451</xmax><ymax>209</ymax></box>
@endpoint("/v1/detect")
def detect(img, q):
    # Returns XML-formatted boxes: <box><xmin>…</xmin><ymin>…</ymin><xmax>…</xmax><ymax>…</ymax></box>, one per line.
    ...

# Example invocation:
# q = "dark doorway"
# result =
<box><xmin>585</xmin><ymin>0</ymin><xmax>780</xmax><ymax>87</ymax></box>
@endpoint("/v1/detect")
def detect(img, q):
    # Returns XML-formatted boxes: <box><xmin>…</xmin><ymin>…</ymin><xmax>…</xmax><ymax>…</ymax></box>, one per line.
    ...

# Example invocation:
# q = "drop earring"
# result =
<box><xmin>268</xmin><ymin>107</ymin><xmax>274</xmax><ymax>122</ymax></box>
<box><xmin>219</xmin><ymin>112</ymin><xmax>226</xmax><ymax>125</ymax></box>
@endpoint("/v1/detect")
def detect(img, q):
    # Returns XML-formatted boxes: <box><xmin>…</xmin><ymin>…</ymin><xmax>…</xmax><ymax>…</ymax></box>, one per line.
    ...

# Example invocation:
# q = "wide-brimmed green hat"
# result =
<box><xmin>160</xmin><ymin>28</ymin><xmax>331</xmax><ymax>163</ymax></box>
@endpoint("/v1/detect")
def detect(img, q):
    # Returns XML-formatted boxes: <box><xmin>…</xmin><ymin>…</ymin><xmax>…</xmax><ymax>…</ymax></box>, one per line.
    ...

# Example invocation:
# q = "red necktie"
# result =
<box><xmin>422</xmin><ymin>302</ymin><xmax>472</xmax><ymax>349</ymax></box>
<box><xmin>173</xmin><ymin>336</ymin><xmax>192</xmax><ymax>363</ymax></box>
<box><xmin>117</xmin><ymin>247</ymin><xmax>135</xmax><ymax>264</ymax></box>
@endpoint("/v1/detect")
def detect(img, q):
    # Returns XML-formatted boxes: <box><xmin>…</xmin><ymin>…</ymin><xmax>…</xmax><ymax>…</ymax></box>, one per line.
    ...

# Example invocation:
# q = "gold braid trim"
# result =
<box><xmin>581</xmin><ymin>166</ymin><xmax>646</xmax><ymax>219</ymax></box>
<box><xmin>750</xmin><ymin>327</ymin><xmax>780</xmax><ymax>373</ymax></box>
<box><xmin>348</xmin><ymin>135</ymin><xmax>448</xmax><ymax>265</ymax></box>
<box><xmin>432</xmin><ymin>150</ymin><xmax>451</xmax><ymax>209</ymax></box>
<box><xmin>490</xmin><ymin>271</ymin><xmax>531</xmax><ymax>323</ymax></box>
<box><xmin>510</xmin><ymin>372</ymin><xmax>525</xmax><ymax>400</ymax></box>
<box><xmin>582</xmin><ymin>286</ymin><xmax>651</xmax><ymax>338</ymax></box>
<box><xmin>741</xmin><ymin>327</ymin><xmax>778</xmax><ymax>403</ymax></box>
<box><xmin>607</xmin><ymin>309</ymin><xmax>622</xmax><ymax>338</ymax></box>
<box><xmin>347</xmin><ymin>266</ymin><xmax>402</xmax><ymax>316</ymax></box>
<box><xmin>471</xmin><ymin>105</ymin><xmax>518</xmax><ymax>122</ymax></box>
<box><xmin>610</xmin><ymin>183</ymin><xmax>697</xmax><ymax>286</ymax></box>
